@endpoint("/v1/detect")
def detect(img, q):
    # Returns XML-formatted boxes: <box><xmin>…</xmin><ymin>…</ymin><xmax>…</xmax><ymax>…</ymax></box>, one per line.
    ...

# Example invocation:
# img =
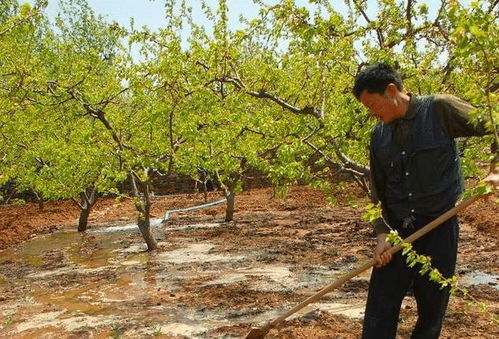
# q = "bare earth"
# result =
<box><xmin>0</xmin><ymin>186</ymin><xmax>497</xmax><ymax>338</ymax></box>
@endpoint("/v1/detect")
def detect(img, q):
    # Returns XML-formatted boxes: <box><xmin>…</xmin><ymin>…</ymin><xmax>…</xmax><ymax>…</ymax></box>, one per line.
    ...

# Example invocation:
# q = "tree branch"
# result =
<box><xmin>325</xmin><ymin>136</ymin><xmax>370</xmax><ymax>175</ymax></box>
<box><xmin>71</xmin><ymin>197</ymin><xmax>84</xmax><ymax>210</ymax></box>
<box><xmin>218</xmin><ymin>76</ymin><xmax>323</xmax><ymax>119</ymax></box>
<box><xmin>352</xmin><ymin>0</ymin><xmax>384</xmax><ymax>47</ymax></box>
<box><xmin>302</xmin><ymin>138</ymin><xmax>368</xmax><ymax>177</ymax></box>
<box><xmin>406</xmin><ymin>0</ymin><xmax>413</xmax><ymax>33</ymax></box>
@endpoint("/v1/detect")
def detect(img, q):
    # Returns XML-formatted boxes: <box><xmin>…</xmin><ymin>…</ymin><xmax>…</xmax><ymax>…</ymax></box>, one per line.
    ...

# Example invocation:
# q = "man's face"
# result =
<box><xmin>359</xmin><ymin>90</ymin><xmax>398</xmax><ymax>124</ymax></box>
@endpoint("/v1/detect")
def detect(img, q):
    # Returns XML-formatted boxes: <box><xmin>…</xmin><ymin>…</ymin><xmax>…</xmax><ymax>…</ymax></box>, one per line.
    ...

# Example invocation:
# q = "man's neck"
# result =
<box><xmin>397</xmin><ymin>92</ymin><xmax>411</xmax><ymax>118</ymax></box>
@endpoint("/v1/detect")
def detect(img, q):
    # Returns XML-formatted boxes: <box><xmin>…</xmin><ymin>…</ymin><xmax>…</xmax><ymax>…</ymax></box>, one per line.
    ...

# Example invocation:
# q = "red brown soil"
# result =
<box><xmin>2</xmin><ymin>185</ymin><xmax>497</xmax><ymax>251</ymax></box>
<box><xmin>0</xmin><ymin>185</ymin><xmax>498</xmax><ymax>338</ymax></box>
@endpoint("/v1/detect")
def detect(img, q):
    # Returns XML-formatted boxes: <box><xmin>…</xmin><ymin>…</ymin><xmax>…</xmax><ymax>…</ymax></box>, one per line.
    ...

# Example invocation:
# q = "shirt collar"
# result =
<box><xmin>400</xmin><ymin>93</ymin><xmax>416</xmax><ymax>120</ymax></box>
<box><xmin>387</xmin><ymin>93</ymin><xmax>416</xmax><ymax>126</ymax></box>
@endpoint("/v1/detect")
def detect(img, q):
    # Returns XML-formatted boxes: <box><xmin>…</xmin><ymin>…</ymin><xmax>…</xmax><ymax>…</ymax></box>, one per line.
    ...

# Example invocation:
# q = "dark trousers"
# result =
<box><xmin>362</xmin><ymin>215</ymin><xmax>459</xmax><ymax>339</ymax></box>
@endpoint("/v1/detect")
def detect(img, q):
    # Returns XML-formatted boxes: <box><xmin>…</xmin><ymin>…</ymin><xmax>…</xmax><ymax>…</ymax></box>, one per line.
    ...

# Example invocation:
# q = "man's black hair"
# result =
<box><xmin>353</xmin><ymin>62</ymin><xmax>403</xmax><ymax>100</ymax></box>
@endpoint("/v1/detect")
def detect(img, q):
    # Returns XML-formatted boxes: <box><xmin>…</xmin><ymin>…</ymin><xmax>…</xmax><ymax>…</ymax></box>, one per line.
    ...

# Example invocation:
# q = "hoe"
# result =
<box><xmin>245</xmin><ymin>194</ymin><xmax>481</xmax><ymax>339</ymax></box>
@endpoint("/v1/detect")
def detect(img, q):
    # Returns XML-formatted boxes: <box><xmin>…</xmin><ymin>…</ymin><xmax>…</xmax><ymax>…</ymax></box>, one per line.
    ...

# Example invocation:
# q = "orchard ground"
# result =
<box><xmin>0</xmin><ymin>185</ymin><xmax>497</xmax><ymax>338</ymax></box>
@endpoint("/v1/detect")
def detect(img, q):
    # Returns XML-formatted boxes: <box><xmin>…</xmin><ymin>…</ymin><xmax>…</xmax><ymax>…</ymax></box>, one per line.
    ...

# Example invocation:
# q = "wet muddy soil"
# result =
<box><xmin>0</xmin><ymin>186</ymin><xmax>498</xmax><ymax>338</ymax></box>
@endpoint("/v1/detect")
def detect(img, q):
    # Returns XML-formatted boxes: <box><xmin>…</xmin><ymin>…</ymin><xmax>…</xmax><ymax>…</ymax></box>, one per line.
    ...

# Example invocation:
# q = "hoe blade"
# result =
<box><xmin>244</xmin><ymin>327</ymin><xmax>271</xmax><ymax>339</ymax></box>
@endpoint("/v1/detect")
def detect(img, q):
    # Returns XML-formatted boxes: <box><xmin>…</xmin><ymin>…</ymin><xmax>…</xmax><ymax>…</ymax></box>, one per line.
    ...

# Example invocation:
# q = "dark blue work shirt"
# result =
<box><xmin>369</xmin><ymin>94</ymin><xmax>491</xmax><ymax>234</ymax></box>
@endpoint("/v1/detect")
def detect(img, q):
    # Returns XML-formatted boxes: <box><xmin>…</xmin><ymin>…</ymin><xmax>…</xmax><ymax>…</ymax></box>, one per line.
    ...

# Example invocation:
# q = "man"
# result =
<box><xmin>352</xmin><ymin>62</ymin><xmax>498</xmax><ymax>339</ymax></box>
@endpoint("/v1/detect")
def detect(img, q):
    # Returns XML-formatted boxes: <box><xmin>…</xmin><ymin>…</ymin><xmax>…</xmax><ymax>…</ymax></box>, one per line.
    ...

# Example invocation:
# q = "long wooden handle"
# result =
<box><xmin>268</xmin><ymin>194</ymin><xmax>481</xmax><ymax>328</ymax></box>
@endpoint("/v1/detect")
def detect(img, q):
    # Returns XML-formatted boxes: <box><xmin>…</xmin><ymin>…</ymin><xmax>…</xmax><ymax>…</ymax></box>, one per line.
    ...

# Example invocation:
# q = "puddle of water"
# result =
<box><xmin>114</xmin><ymin>244</ymin><xmax>149</xmax><ymax>254</ymax></box>
<box><xmin>204</xmin><ymin>264</ymin><xmax>371</xmax><ymax>294</ymax></box>
<box><xmin>33</xmin><ymin>283</ymin><xmax>112</xmax><ymax>315</ymax></box>
<box><xmin>123</xmin><ymin>306</ymin><xmax>230</xmax><ymax>338</ymax></box>
<box><xmin>92</xmin><ymin>218</ymin><xmax>163</xmax><ymax>234</ymax></box>
<box><xmin>124</xmin><ymin>252</ymin><xmax>150</xmax><ymax>264</ymax></box>
<box><xmin>292</xmin><ymin>302</ymin><xmax>365</xmax><ymax>319</ymax></box>
<box><xmin>23</xmin><ymin>255</ymin><xmax>44</xmax><ymax>267</ymax></box>
<box><xmin>164</xmin><ymin>222</ymin><xmax>222</xmax><ymax>231</ymax></box>
<box><xmin>198</xmin><ymin>264</ymin><xmax>370</xmax><ymax>295</ymax></box>
<box><xmin>15</xmin><ymin>310</ymin><xmax>119</xmax><ymax>333</ymax></box>
<box><xmin>1</xmin><ymin>230</ymin><xmax>125</xmax><ymax>270</ymax></box>
<box><xmin>120</xmin><ymin>260</ymin><xmax>142</xmax><ymax>266</ymax></box>
<box><xmin>295</xmin><ymin>267</ymin><xmax>342</xmax><ymax>287</ymax></box>
<box><xmin>27</xmin><ymin>266</ymin><xmax>109</xmax><ymax>279</ymax></box>
<box><xmin>2</xmin><ymin>224</ymin><xmax>375</xmax><ymax>337</ymax></box>
<box><xmin>92</xmin><ymin>220</ymin><xmax>223</xmax><ymax>234</ymax></box>
<box><xmin>13</xmin><ymin>232</ymin><xmax>84</xmax><ymax>267</ymax></box>
<box><xmin>156</xmin><ymin>243</ymin><xmax>244</xmax><ymax>264</ymax></box>
<box><xmin>31</xmin><ymin>272</ymin><xmax>153</xmax><ymax>317</ymax></box>
<box><xmin>295</xmin><ymin>266</ymin><xmax>371</xmax><ymax>288</ymax></box>
<box><xmin>68</xmin><ymin>247</ymin><xmax>114</xmax><ymax>269</ymax></box>
<box><xmin>93</xmin><ymin>220</ymin><xmax>225</xmax><ymax>234</ymax></box>
<box><xmin>129</xmin><ymin>299</ymin><xmax>364</xmax><ymax>338</ymax></box>
<box><xmin>204</xmin><ymin>265</ymin><xmax>293</xmax><ymax>287</ymax></box>
<box><xmin>248</xmin><ymin>301</ymin><xmax>365</xmax><ymax>327</ymax></box>
<box><xmin>160</xmin><ymin>323</ymin><xmax>210</xmax><ymax>337</ymax></box>
<box><xmin>94</xmin><ymin>223</ymin><xmax>141</xmax><ymax>233</ymax></box>
<box><xmin>460</xmin><ymin>271</ymin><xmax>499</xmax><ymax>290</ymax></box>
<box><xmin>15</xmin><ymin>311</ymin><xmax>65</xmax><ymax>332</ymax></box>
<box><xmin>119</xmin><ymin>248</ymin><xmax>152</xmax><ymax>266</ymax></box>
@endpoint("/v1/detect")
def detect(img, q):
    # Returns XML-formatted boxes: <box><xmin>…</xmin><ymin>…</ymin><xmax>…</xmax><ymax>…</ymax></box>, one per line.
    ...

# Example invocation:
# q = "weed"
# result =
<box><xmin>3</xmin><ymin>311</ymin><xmax>17</xmax><ymax>326</ymax></box>
<box><xmin>151</xmin><ymin>325</ymin><xmax>162</xmax><ymax>336</ymax></box>
<box><xmin>110</xmin><ymin>322</ymin><xmax>124</xmax><ymax>338</ymax></box>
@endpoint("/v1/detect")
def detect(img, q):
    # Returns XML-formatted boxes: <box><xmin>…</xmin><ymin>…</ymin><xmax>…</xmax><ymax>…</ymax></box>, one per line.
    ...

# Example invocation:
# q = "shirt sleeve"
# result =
<box><xmin>434</xmin><ymin>94</ymin><xmax>498</xmax><ymax>163</ymax></box>
<box><xmin>433</xmin><ymin>94</ymin><xmax>489</xmax><ymax>138</ymax></box>
<box><xmin>369</xmin><ymin>148</ymin><xmax>391</xmax><ymax>236</ymax></box>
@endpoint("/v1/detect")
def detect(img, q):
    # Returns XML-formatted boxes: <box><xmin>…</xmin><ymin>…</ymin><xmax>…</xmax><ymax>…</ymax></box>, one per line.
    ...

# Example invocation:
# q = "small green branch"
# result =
<box><xmin>387</xmin><ymin>230</ymin><xmax>498</xmax><ymax>324</ymax></box>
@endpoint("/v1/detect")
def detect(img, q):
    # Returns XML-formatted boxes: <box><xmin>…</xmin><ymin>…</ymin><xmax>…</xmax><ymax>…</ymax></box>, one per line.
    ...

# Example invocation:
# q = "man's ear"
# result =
<box><xmin>385</xmin><ymin>83</ymin><xmax>399</xmax><ymax>98</ymax></box>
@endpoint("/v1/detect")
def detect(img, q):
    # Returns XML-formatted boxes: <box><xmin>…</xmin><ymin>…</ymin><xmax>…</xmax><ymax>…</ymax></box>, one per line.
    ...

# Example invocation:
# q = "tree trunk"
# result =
<box><xmin>271</xmin><ymin>186</ymin><xmax>277</xmax><ymax>199</ymax></box>
<box><xmin>203</xmin><ymin>181</ymin><xmax>208</xmax><ymax>203</ymax></box>
<box><xmin>137</xmin><ymin>206</ymin><xmax>158</xmax><ymax>250</ymax></box>
<box><xmin>76</xmin><ymin>188</ymin><xmax>97</xmax><ymax>233</ymax></box>
<box><xmin>78</xmin><ymin>207</ymin><xmax>91</xmax><ymax>232</ymax></box>
<box><xmin>131</xmin><ymin>173</ymin><xmax>158</xmax><ymax>251</ymax></box>
<box><xmin>214</xmin><ymin>172</ymin><xmax>239</xmax><ymax>222</ymax></box>
<box><xmin>34</xmin><ymin>191</ymin><xmax>44</xmax><ymax>210</ymax></box>
<box><xmin>225</xmin><ymin>190</ymin><xmax>235</xmax><ymax>222</ymax></box>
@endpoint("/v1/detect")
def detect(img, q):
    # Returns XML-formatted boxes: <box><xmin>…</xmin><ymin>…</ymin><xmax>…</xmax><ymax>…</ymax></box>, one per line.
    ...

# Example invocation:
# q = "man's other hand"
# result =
<box><xmin>374</xmin><ymin>233</ymin><xmax>393</xmax><ymax>268</ymax></box>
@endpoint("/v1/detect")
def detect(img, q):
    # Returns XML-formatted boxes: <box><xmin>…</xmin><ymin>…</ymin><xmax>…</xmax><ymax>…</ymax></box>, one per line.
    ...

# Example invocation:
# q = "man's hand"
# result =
<box><xmin>374</xmin><ymin>233</ymin><xmax>393</xmax><ymax>268</ymax></box>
